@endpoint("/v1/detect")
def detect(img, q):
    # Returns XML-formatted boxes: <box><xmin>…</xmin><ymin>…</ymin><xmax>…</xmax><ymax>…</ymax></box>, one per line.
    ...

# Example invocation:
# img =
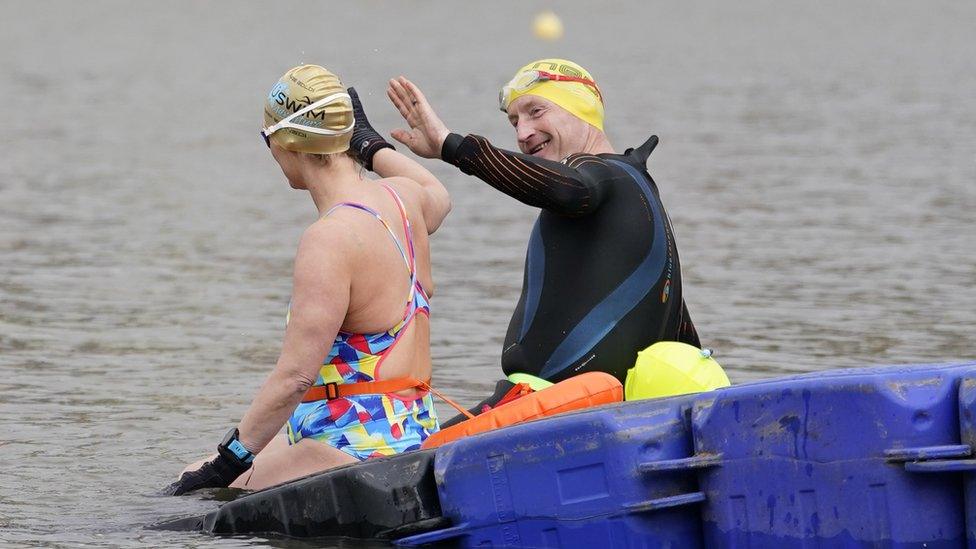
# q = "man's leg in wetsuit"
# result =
<box><xmin>442</xmin><ymin>302</ymin><xmax>702</xmax><ymax>429</ymax></box>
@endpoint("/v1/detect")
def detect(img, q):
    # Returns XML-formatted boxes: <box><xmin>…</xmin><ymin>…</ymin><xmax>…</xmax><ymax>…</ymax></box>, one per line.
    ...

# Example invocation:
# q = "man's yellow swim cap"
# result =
<box><xmin>624</xmin><ymin>342</ymin><xmax>731</xmax><ymax>401</ymax></box>
<box><xmin>263</xmin><ymin>65</ymin><xmax>353</xmax><ymax>154</ymax></box>
<box><xmin>500</xmin><ymin>58</ymin><xmax>605</xmax><ymax>131</ymax></box>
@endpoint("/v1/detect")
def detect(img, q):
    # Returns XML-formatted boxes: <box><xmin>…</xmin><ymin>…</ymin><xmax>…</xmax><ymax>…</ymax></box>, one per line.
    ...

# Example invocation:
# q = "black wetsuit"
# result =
<box><xmin>442</xmin><ymin>133</ymin><xmax>700</xmax><ymax>386</ymax></box>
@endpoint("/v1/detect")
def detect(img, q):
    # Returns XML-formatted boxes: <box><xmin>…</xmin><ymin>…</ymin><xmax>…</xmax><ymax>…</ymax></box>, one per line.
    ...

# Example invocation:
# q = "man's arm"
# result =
<box><xmin>441</xmin><ymin>133</ymin><xmax>606</xmax><ymax>217</ymax></box>
<box><xmin>387</xmin><ymin>77</ymin><xmax>606</xmax><ymax>217</ymax></box>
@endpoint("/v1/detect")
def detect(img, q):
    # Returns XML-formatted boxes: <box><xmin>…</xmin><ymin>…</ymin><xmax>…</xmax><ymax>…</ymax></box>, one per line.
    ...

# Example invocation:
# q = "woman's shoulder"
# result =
<box><xmin>288</xmin><ymin>218</ymin><xmax>358</xmax><ymax>295</ymax></box>
<box><xmin>373</xmin><ymin>176</ymin><xmax>428</xmax><ymax>217</ymax></box>
<box><xmin>376</xmin><ymin>175</ymin><xmax>422</xmax><ymax>200</ymax></box>
<box><xmin>300</xmin><ymin>215</ymin><xmax>357</xmax><ymax>258</ymax></box>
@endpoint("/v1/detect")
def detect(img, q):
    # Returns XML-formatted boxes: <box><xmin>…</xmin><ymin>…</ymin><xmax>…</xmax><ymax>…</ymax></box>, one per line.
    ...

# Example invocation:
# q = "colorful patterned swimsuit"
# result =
<box><xmin>286</xmin><ymin>185</ymin><xmax>439</xmax><ymax>460</ymax></box>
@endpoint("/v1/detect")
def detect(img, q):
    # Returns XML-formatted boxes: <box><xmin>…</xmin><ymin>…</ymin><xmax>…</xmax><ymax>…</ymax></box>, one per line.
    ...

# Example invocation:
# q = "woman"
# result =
<box><xmin>167</xmin><ymin>64</ymin><xmax>451</xmax><ymax>494</ymax></box>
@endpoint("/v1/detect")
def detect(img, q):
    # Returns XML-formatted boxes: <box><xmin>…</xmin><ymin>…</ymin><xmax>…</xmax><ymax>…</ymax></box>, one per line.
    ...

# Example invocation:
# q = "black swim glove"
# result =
<box><xmin>348</xmin><ymin>87</ymin><xmax>395</xmax><ymax>171</ymax></box>
<box><xmin>161</xmin><ymin>452</ymin><xmax>251</xmax><ymax>496</ymax></box>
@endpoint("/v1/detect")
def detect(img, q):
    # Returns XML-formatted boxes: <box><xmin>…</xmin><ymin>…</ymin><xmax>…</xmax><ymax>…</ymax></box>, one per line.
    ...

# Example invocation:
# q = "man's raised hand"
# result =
<box><xmin>387</xmin><ymin>77</ymin><xmax>450</xmax><ymax>159</ymax></box>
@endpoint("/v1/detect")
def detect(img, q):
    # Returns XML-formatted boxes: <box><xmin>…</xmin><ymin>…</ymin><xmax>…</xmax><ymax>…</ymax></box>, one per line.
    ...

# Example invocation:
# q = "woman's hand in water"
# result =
<box><xmin>387</xmin><ymin>76</ymin><xmax>451</xmax><ymax>159</ymax></box>
<box><xmin>162</xmin><ymin>452</ymin><xmax>250</xmax><ymax>496</ymax></box>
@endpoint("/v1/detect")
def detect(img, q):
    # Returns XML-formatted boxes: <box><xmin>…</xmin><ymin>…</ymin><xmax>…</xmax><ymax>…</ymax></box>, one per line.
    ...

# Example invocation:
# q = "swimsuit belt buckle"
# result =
<box><xmin>324</xmin><ymin>382</ymin><xmax>341</xmax><ymax>400</ymax></box>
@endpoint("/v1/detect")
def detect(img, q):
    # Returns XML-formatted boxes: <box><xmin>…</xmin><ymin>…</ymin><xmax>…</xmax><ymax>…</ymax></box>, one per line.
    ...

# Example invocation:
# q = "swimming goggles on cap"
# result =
<box><xmin>498</xmin><ymin>70</ymin><xmax>603</xmax><ymax>112</ymax></box>
<box><xmin>261</xmin><ymin>92</ymin><xmax>354</xmax><ymax>147</ymax></box>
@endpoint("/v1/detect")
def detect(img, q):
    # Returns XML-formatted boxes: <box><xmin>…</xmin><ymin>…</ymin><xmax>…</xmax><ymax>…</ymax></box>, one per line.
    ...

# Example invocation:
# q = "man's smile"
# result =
<box><xmin>528</xmin><ymin>139</ymin><xmax>551</xmax><ymax>156</ymax></box>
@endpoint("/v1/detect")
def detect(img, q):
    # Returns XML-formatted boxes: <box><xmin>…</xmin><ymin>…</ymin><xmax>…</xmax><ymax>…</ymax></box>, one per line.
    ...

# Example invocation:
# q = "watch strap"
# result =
<box><xmin>219</xmin><ymin>428</ymin><xmax>255</xmax><ymax>465</ymax></box>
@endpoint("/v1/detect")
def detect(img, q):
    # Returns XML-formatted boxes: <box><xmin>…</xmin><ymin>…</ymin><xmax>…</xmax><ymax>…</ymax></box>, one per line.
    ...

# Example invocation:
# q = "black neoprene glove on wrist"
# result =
<box><xmin>161</xmin><ymin>452</ymin><xmax>250</xmax><ymax>496</ymax></box>
<box><xmin>348</xmin><ymin>87</ymin><xmax>395</xmax><ymax>171</ymax></box>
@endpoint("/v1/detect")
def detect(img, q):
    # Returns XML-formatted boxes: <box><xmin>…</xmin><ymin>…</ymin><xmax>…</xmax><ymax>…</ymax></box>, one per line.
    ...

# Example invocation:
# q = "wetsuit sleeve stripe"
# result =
<box><xmin>479</xmin><ymin>139</ymin><xmax>589</xmax><ymax>199</ymax></box>
<box><xmin>477</xmin><ymin>140</ymin><xmax>556</xmax><ymax>200</ymax></box>
<box><xmin>448</xmin><ymin>134</ymin><xmax>605</xmax><ymax>216</ymax></box>
<box><xmin>474</xmin><ymin>140</ymin><xmax>539</xmax><ymax>196</ymax></box>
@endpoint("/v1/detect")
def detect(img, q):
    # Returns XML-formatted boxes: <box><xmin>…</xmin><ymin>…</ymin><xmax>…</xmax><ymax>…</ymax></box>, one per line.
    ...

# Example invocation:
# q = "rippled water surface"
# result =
<box><xmin>1</xmin><ymin>1</ymin><xmax>974</xmax><ymax>546</ymax></box>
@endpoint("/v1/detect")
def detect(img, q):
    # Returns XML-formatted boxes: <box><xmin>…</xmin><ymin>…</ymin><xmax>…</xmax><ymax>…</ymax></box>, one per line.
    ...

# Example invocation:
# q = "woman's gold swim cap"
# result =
<box><xmin>263</xmin><ymin>65</ymin><xmax>353</xmax><ymax>154</ymax></box>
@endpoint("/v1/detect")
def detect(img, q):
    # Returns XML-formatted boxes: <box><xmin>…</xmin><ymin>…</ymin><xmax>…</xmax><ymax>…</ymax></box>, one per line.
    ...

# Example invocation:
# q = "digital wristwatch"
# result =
<box><xmin>217</xmin><ymin>427</ymin><xmax>255</xmax><ymax>467</ymax></box>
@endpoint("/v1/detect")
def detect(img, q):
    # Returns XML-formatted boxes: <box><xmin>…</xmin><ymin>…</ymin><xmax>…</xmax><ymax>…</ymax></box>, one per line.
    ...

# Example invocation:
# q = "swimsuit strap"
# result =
<box><xmin>379</xmin><ymin>185</ymin><xmax>419</xmax><ymax>298</ymax></box>
<box><xmin>323</xmin><ymin>185</ymin><xmax>419</xmax><ymax>313</ymax></box>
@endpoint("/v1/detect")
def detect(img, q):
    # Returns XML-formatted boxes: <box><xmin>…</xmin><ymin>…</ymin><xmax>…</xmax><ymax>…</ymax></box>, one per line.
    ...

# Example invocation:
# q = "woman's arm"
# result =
<box><xmin>371</xmin><ymin>149</ymin><xmax>451</xmax><ymax>234</ymax></box>
<box><xmin>164</xmin><ymin>221</ymin><xmax>351</xmax><ymax>495</ymax></box>
<box><xmin>236</xmin><ymin>221</ymin><xmax>351</xmax><ymax>453</ymax></box>
<box><xmin>348</xmin><ymin>86</ymin><xmax>451</xmax><ymax>234</ymax></box>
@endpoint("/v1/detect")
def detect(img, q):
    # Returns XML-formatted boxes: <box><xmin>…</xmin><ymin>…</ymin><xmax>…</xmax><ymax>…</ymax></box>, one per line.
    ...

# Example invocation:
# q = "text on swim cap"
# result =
<box><xmin>273</xmin><ymin>93</ymin><xmax>329</xmax><ymax>120</ymax></box>
<box><xmin>268</xmin><ymin>82</ymin><xmax>330</xmax><ymax>122</ymax></box>
<box><xmin>527</xmin><ymin>61</ymin><xmax>585</xmax><ymax>79</ymax></box>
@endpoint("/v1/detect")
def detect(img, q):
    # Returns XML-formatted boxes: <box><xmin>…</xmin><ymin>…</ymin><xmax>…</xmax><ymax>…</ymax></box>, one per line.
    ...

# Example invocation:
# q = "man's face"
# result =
<box><xmin>506</xmin><ymin>95</ymin><xmax>592</xmax><ymax>162</ymax></box>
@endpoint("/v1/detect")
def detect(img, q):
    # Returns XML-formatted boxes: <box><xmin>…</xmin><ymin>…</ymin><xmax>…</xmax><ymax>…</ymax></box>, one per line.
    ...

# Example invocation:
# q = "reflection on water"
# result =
<box><xmin>1</xmin><ymin>1</ymin><xmax>974</xmax><ymax>546</ymax></box>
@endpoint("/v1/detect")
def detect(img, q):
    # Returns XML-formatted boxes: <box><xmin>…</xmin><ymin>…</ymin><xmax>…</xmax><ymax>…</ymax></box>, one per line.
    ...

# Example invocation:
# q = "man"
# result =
<box><xmin>357</xmin><ymin>58</ymin><xmax>700</xmax><ymax>420</ymax></box>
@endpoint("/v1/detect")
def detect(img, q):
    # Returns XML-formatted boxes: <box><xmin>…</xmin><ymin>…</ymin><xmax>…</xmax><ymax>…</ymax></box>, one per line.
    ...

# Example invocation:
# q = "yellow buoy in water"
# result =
<box><xmin>533</xmin><ymin>10</ymin><xmax>564</xmax><ymax>41</ymax></box>
<box><xmin>624</xmin><ymin>342</ymin><xmax>731</xmax><ymax>401</ymax></box>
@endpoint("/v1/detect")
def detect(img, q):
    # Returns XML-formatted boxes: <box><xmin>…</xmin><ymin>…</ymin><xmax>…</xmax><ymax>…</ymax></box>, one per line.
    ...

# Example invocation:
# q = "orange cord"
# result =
<box><xmin>419</xmin><ymin>381</ymin><xmax>476</xmax><ymax>420</ymax></box>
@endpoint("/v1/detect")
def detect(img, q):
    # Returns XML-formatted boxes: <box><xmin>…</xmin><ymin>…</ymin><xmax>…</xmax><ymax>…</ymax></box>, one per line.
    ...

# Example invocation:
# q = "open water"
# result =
<box><xmin>1</xmin><ymin>1</ymin><xmax>974</xmax><ymax>546</ymax></box>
